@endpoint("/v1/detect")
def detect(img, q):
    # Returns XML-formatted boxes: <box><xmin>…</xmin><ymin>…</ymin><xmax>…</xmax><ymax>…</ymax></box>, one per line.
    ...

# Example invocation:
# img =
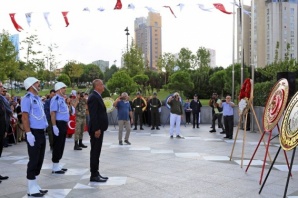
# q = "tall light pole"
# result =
<box><xmin>124</xmin><ymin>27</ymin><xmax>130</xmax><ymax>52</ymax></box>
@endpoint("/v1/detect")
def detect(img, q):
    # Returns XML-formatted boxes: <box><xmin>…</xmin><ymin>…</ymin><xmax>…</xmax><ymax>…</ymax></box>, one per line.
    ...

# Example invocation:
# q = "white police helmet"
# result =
<box><xmin>54</xmin><ymin>82</ymin><xmax>67</xmax><ymax>91</ymax></box>
<box><xmin>24</xmin><ymin>77</ymin><xmax>39</xmax><ymax>90</ymax></box>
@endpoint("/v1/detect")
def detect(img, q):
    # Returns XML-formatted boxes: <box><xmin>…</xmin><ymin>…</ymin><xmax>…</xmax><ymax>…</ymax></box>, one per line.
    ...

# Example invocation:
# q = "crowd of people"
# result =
<box><xmin>0</xmin><ymin>77</ymin><xmax>236</xmax><ymax>197</ymax></box>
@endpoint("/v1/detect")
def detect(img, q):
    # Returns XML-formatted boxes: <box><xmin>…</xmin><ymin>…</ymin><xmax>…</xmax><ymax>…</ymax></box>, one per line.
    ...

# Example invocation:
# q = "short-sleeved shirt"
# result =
<box><xmin>21</xmin><ymin>92</ymin><xmax>48</xmax><ymax>129</ymax></box>
<box><xmin>214</xmin><ymin>99</ymin><xmax>222</xmax><ymax>114</ymax></box>
<box><xmin>222</xmin><ymin>102</ymin><xmax>234</xmax><ymax>116</ymax></box>
<box><xmin>116</xmin><ymin>100</ymin><xmax>132</xmax><ymax>120</ymax></box>
<box><xmin>50</xmin><ymin>94</ymin><xmax>70</xmax><ymax>122</ymax></box>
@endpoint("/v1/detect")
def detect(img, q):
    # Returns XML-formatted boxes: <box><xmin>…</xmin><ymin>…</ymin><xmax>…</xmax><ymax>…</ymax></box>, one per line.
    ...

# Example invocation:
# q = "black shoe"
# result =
<box><xmin>40</xmin><ymin>190</ymin><xmax>48</xmax><ymax>194</ymax></box>
<box><xmin>224</xmin><ymin>136</ymin><xmax>230</xmax><ymax>139</ymax></box>
<box><xmin>119</xmin><ymin>141</ymin><xmax>123</xmax><ymax>145</ymax></box>
<box><xmin>133</xmin><ymin>127</ymin><xmax>137</xmax><ymax>130</ymax></box>
<box><xmin>220</xmin><ymin>131</ymin><xmax>225</xmax><ymax>134</ymax></box>
<box><xmin>99</xmin><ymin>174</ymin><xmax>109</xmax><ymax>180</ymax></box>
<box><xmin>74</xmin><ymin>145</ymin><xmax>82</xmax><ymax>150</ymax></box>
<box><xmin>0</xmin><ymin>175</ymin><xmax>9</xmax><ymax>180</ymax></box>
<box><xmin>229</xmin><ymin>137</ymin><xmax>233</xmax><ymax>139</ymax></box>
<box><xmin>170</xmin><ymin>135</ymin><xmax>173</xmax><ymax>138</ymax></box>
<box><xmin>124</xmin><ymin>140</ymin><xmax>131</xmax><ymax>145</ymax></box>
<box><xmin>151</xmin><ymin>127</ymin><xmax>155</xmax><ymax>130</ymax></box>
<box><xmin>52</xmin><ymin>170</ymin><xmax>65</xmax><ymax>174</ymax></box>
<box><xmin>156</xmin><ymin>127</ymin><xmax>160</xmax><ymax>130</ymax></box>
<box><xmin>193</xmin><ymin>126</ymin><xmax>195</xmax><ymax>129</ymax></box>
<box><xmin>62</xmin><ymin>168</ymin><xmax>68</xmax><ymax>171</ymax></box>
<box><xmin>140</xmin><ymin>128</ymin><xmax>144</xmax><ymax>130</ymax></box>
<box><xmin>90</xmin><ymin>176</ymin><xmax>107</xmax><ymax>182</ymax></box>
<box><xmin>197</xmin><ymin>126</ymin><xmax>199</xmax><ymax>128</ymax></box>
<box><xmin>218</xmin><ymin>126</ymin><xmax>222</xmax><ymax>128</ymax></box>
<box><xmin>209</xmin><ymin>130</ymin><xmax>216</xmax><ymax>133</ymax></box>
<box><xmin>27</xmin><ymin>193</ymin><xmax>44</xmax><ymax>197</ymax></box>
<box><xmin>176</xmin><ymin>135</ymin><xmax>184</xmax><ymax>139</ymax></box>
<box><xmin>79</xmin><ymin>144</ymin><xmax>87</xmax><ymax>148</ymax></box>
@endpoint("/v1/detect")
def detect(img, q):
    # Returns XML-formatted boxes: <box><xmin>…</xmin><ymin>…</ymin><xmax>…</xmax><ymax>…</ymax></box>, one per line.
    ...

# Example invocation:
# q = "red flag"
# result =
<box><xmin>163</xmin><ymin>6</ymin><xmax>176</xmax><ymax>18</ymax></box>
<box><xmin>114</xmin><ymin>0</ymin><xmax>122</xmax><ymax>10</ymax></box>
<box><xmin>62</xmin><ymin>12</ymin><xmax>69</xmax><ymax>27</ymax></box>
<box><xmin>213</xmin><ymin>3</ymin><xmax>232</xmax><ymax>14</ymax></box>
<box><xmin>9</xmin><ymin>13</ymin><xmax>23</xmax><ymax>32</ymax></box>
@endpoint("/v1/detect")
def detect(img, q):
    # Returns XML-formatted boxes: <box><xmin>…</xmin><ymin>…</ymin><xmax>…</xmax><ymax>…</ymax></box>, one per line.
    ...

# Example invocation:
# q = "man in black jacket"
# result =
<box><xmin>87</xmin><ymin>79</ymin><xmax>109</xmax><ymax>182</ymax></box>
<box><xmin>0</xmin><ymin>81</ymin><xmax>10</xmax><ymax>182</ymax></box>
<box><xmin>190</xmin><ymin>94</ymin><xmax>202</xmax><ymax>128</ymax></box>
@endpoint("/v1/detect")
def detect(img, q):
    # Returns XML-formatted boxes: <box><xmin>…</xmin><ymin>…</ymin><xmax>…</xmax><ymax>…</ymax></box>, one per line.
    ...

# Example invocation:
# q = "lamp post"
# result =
<box><xmin>124</xmin><ymin>27</ymin><xmax>130</xmax><ymax>52</ymax></box>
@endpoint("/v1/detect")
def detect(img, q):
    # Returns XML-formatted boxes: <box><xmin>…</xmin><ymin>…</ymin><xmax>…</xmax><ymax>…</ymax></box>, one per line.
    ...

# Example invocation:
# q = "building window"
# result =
<box><xmin>154</xmin><ymin>22</ymin><xmax>158</xmax><ymax>27</ymax></box>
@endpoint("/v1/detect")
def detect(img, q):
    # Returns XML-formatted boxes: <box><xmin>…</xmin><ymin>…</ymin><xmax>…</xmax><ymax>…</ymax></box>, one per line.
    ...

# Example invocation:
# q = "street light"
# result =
<box><xmin>124</xmin><ymin>27</ymin><xmax>130</xmax><ymax>52</ymax></box>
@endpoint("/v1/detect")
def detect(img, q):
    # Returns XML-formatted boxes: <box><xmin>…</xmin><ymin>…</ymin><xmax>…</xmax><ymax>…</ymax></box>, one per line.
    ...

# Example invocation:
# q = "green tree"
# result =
<box><xmin>132</xmin><ymin>74</ymin><xmax>149</xmax><ymax>95</ymax></box>
<box><xmin>196</xmin><ymin>47</ymin><xmax>211</xmax><ymax>69</ymax></box>
<box><xmin>57</xmin><ymin>73</ymin><xmax>71</xmax><ymax>86</ymax></box>
<box><xmin>209</xmin><ymin>70</ymin><xmax>226</xmax><ymax>96</ymax></box>
<box><xmin>80</xmin><ymin>64</ymin><xmax>104</xmax><ymax>83</ymax></box>
<box><xmin>106</xmin><ymin>70</ymin><xmax>138</xmax><ymax>95</ymax></box>
<box><xmin>144</xmin><ymin>70</ymin><xmax>163</xmax><ymax>93</ymax></box>
<box><xmin>157</xmin><ymin>52</ymin><xmax>176</xmax><ymax>85</ymax></box>
<box><xmin>63</xmin><ymin>61</ymin><xmax>84</xmax><ymax>86</ymax></box>
<box><xmin>166</xmin><ymin>71</ymin><xmax>194</xmax><ymax>96</ymax></box>
<box><xmin>104</xmin><ymin>64</ymin><xmax>119</xmax><ymax>82</ymax></box>
<box><xmin>0</xmin><ymin>30</ymin><xmax>19</xmax><ymax>81</ymax></box>
<box><xmin>122</xmin><ymin>41</ymin><xmax>145</xmax><ymax>77</ymax></box>
<box><xmin>44</xmin><ymin>43</ymin><xmax>60</xmax><ymax>82</ymax></box>
<box><xmin>176</xmin><ymin>48</ymin><xmax>196</xmax><ymax>70</ymax></box>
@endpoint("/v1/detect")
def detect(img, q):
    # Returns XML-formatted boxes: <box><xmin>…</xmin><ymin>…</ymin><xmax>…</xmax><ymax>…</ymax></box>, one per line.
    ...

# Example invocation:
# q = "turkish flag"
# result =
<box><xmin>9</xmin><ymin>13</ymin><xmax>23</xmax><ymax>32</ymax></box>
<box><xmin>62</xmin><ymin>11</ymin><xmax>70</xmax><ymax>27</ymax></box>
<box><xmin>114</xmin><ymin>0</ymin><xmax>122</xmax><ymax>10</ymax></box>
<box><xmin>213</xmin><ymin>3</ymin><xmax>232</xmax><ymax>14</ymax></box>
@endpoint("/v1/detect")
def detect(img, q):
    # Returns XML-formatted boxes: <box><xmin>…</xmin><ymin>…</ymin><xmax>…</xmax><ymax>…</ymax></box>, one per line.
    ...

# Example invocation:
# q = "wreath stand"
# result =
<box><xmin>245</xmin><ymin>78</ymin><xmax>292</xmax><ymax>185</ymax></box>
<box><xmin>259</xmin><ymin>89</ymin><xmax>298</xmax><ymax>197</ymax></box>
<box><xmin>230</xmin><ymin>78</ymin><xmax>272</xmax><ymax>169</ymax></box>
<box><xmin>229</xmin><ymin>98</ymin><xmax>271</xmax><ymax>168</ymax></box>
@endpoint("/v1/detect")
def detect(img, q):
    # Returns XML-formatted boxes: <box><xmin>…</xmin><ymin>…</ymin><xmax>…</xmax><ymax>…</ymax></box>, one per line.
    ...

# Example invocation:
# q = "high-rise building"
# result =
<box><xmin>91</xmin><ymin>60</ymin><xmax>109</xmax><ymax>72</ymax></box>
<box><xmin>9</xmin><ymin>34</ymin><xmax>20</xmax><ymax>60</ymax></box>
<box><xmin>206</xmin><ymin>48</ymin><xmax>216</xmax><ymax>68</ymax></box>
<box><xmin>236</xmin><ymin>5</ymin><xmax>252</xmax><ymax>67</ymax></box>
<box><xmin>135</xmin><ymin>12</ymin><xmax>162</xmax><ymax>70</ymax></box>
<box><xmin>265</xmin><ymin>0</ymin><xmax>297</xmax><ymax>65</ymax></box>
<box><xmin>241</xmin><ymin>1</ymin><xmax>298</xmax><ymax>68</ymax></box>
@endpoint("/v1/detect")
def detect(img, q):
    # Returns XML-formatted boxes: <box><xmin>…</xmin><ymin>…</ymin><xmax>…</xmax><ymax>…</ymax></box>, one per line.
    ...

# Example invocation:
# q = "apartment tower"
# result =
<box><xmin>134</xmin><ymin>12</ymin><xmax>162</xmax><ymax>70</ymax></box>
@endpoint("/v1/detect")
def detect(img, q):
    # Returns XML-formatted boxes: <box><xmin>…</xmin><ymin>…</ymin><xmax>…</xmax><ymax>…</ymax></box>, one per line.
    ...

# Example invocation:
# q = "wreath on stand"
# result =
<box><xmin>238</xmin><ymin>78</ymin><xmax>252</xmax><ymax>115</ymax></box>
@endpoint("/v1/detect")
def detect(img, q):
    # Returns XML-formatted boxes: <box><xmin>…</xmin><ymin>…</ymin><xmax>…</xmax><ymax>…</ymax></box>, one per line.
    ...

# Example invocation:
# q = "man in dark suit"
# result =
<box><xmin>87</xmin><ymin>79</ymin><xmax>109</xmax><ymax>182</ymax></box>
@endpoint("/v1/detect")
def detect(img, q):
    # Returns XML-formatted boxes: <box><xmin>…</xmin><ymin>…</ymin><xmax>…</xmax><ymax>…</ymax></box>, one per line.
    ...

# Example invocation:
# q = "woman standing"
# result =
<box><xmin>183</xmin><ymin>98</ymin><xmax>192</xmax><ymax>124</ymax></box>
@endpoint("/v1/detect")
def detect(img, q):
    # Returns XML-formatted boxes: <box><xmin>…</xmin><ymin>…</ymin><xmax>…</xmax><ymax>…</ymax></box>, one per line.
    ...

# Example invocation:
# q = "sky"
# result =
<box><xmin>0</xmin><ymin>0</ymin><xmax>251</xmax><ymax>69</ymax></box>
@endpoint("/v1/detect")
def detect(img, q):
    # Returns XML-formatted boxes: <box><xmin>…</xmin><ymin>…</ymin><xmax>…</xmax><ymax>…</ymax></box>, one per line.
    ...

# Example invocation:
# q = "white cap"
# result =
<box><xmin>71</xmin><ymin>90</ymin><xmax>76</xmax><ymax>96</ymax></box>
<box><xmin>54</xmin><ymin>82</ymin><xmax>67</xmax><ymax>91</ymax></box>
<box><xmin>24</xmin><ymin>77</ymin><xmax>39</xmax><ymax>90</ymax></box>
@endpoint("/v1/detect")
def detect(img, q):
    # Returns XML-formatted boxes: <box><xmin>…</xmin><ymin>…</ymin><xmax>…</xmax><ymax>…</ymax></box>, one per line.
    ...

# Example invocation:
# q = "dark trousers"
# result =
<box><xmin>27</xmin><ymin>129</ymin><xmax>46</xmax><ymax>180</ymax></box>
<box><xmin>224</xmin><ymin>116</ymin><xmax>234</xmax><ymax>138</ymax></box>
<box><xmin>52</xmin><ymin>120</ymin><xmax>67</xmax><ymax>163</ymax></box>
<box><xmin>151</xmin><ymin>110</ymin><xmax>160</xmax><ymax>128</ymax></box>
<box><xmin>90</xmin><ymin>132</ymin><xmax>104</xmax><ymax>177</ymax></box>
<box><xmin>192</xmin><ymin>112</ymin><xmax>200</xmax><ymax>127</ymax></box>
<box><xmin>46</xmin><ymin>119</ymin><xmax>53</xmax><ymax>149</ymax></box>
<box><xmin>212</xmin><ymin>113</ymin><xmax>224</xmax><ymax>130</ymax></box>
<box><xmin>0</xmin><ymin>132</ymin><xmax>4</xmax><ymax>157</ymax></box>
<box><xmin>134</xmin><ymin>111</ymin><xmax>143</xmax><ymax>128</ymax></box>
<box><xmin>185</xmin><ymin>112</ymin><xmax>191</xmax><ymax>123</ymax></box>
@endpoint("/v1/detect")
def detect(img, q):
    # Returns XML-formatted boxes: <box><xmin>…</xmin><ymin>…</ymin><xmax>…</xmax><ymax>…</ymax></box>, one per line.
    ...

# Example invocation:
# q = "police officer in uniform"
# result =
<box><xmin>50</xmin><ymin>82</ymin><xmax>69</xmax><ymax>174</ymax></box>
<box><xmin>74</xmin><ymin>92</ymin><xmax>88</xmax><ymax>150</ymax></box>
<box><xmin>132</xmin><ymin>92</ymin><xmax>145</xmax><ymax>130</ymax></box>
<box><xmin>21</xmin><ymin>77</ymin><xmax>48</xmax><ymax>197</ymax></box>
<box><xmin>149</xmin><ymin>92</ymin><xmax>161</xmax><ymax>130</ymax></box>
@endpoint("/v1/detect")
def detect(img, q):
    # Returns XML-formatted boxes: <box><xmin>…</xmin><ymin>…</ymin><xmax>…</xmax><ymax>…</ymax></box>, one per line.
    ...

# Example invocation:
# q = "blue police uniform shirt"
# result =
<box><xmin>50</xmin><ymin>94</ymin><xmax>70</xmax><ymax>122</ymax></box>
<box><xmin>116</xmin><ymin>100</ymin><xmax>132</xmax><ymax>120</ymax></box>
<box><xmin>222</xmin><ymin>102</ymin><xmax>234</xmax><ymax>116</ymax></box>
<box><xmin>21</xmin><ymin>92</ymin><xmax>48</xmax><ymax>129</ymax></box>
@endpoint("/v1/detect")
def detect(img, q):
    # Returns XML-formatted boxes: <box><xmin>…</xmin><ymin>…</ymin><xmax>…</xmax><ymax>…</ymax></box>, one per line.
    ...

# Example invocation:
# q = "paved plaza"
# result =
<box><xmin>0</xmin><ymin>124</ymin><xmax>297</xmax><ymax>198</ymax></box>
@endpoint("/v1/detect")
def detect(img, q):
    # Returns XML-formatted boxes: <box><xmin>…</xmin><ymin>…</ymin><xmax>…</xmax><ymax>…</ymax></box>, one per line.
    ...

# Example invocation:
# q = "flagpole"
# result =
<box><xmin>232</xmin><ymin>1</ymin><xmax>236</xmax><ymax>101</ymax></box>
<box><xmin>240</xmin><ymin>0</ymin><xmax>244</xmax><ymax>84</ymax></box>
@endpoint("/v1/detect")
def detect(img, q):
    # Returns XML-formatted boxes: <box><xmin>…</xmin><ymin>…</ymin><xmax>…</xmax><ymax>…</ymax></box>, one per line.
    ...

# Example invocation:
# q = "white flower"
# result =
<box><xmin>239</xmin><ymin>98</ymin><xmax>247</xmax><ymax>114</ymax></box>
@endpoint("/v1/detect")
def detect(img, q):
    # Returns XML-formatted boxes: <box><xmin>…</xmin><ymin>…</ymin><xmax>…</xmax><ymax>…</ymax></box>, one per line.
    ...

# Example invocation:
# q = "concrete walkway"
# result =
<box><xmin>0</xmin><ymin>124</ymin><xmax>297</xmax><ymax>198</ymax></box>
